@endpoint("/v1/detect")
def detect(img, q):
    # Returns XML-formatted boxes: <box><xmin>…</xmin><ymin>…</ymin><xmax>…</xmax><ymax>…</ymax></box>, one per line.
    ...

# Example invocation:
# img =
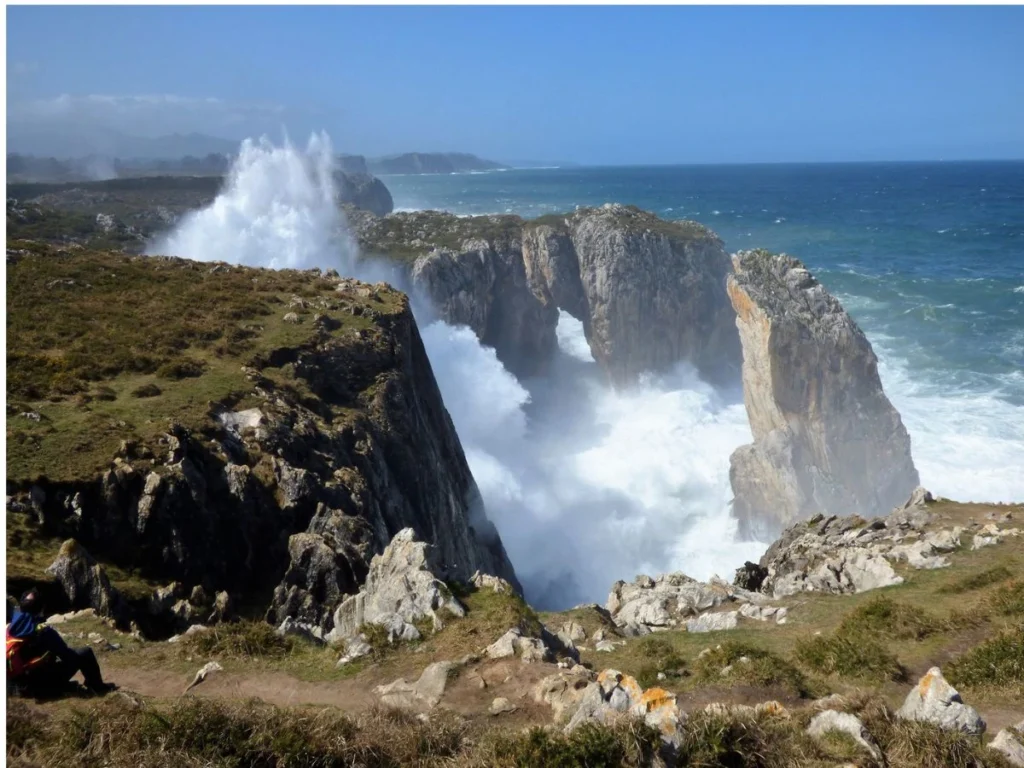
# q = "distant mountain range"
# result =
<box><xmin>6</xmin><ymin>128</ymin><xmax>549</xmax><ymax>176</ymax></box>
<box><xmin>367</xmin><ymin>152</ymin><xmax>507</xmax><ymax>175</ymax></box>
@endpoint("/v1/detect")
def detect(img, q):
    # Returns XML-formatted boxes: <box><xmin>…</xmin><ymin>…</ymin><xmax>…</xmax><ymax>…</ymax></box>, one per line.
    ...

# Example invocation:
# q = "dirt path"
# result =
<box><xmin>105</xmin><ymin>666</ymin><xmax>379</xmax><ymax>712</ymax></box>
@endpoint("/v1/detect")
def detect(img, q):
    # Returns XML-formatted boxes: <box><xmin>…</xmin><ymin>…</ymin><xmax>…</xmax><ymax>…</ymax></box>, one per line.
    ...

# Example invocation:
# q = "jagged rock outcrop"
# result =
<box><xmin>46</xmin><ymin>540</ymin><xmax>127</xmax><ymax>624</ymax></box>
<box><xmin>12</xmin><ymin>258</ymin><xmax>517</xmax><ymax>637</ymax></box>
<box><xmin>606</xmin><ymin>572</ymin><xmax>787</xmax><ymax>634</ymax></box>
<box><xmin>325</xmin><ymin>528</ymin><xmax>468</xmax><ymax>646</ymax></box>
<box><xmin>897</xmin><ymin>667</ymin><xmax>986</xmax><ymax>735</ymax></box>
<box><xmin>758</xmin><ymin>490</ymin><xmax>947</xmax><ymax>598</ymax></box>
<box><xmin>337</xmin><ymin>171</ymin><xmax>394</xmax><ymax>217</ymax></box>
<box><xmin>524</xmin><ymin>205</ymin><xmax>741</xmax><ymax>386</ymax></box>
<box><xmin>727</xmin><ymin>250</ymin><xmax>919</xmax><ymax>538</ymax></box>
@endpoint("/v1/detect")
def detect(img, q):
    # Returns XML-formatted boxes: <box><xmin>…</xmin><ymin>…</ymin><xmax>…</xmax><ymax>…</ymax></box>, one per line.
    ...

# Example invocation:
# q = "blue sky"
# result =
<box><xmin>7</xmin><ymin>5</ymin><xmax>1024</xmax><ymax>164</ymax></box>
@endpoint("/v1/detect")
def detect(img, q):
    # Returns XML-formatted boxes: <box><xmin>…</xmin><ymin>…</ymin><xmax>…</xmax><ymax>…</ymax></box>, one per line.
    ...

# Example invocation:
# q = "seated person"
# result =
<box><xmin>7</xmin><ymin>589</ymin><xmax>116</xmax><ymax>696</ymax></box>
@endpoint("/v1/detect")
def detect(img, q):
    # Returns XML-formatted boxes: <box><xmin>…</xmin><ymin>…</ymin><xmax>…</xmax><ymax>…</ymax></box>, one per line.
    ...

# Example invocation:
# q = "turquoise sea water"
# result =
<box><xmin>383</xmin><ymin>162</ymin><xmax>1024</xmax><ymax>504</ymax></box>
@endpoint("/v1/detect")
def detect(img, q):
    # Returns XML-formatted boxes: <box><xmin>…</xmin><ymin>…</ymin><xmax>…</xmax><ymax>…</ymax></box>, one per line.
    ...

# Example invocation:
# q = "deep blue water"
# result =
<box><xmin>382</xmin><ymin>162</ymin><xmax>1024</xmax><ymax>502</ymax></box>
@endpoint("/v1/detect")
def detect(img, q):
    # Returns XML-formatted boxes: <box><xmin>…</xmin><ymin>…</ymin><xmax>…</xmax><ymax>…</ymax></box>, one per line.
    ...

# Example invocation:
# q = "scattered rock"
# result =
<box><xmin>375</xmin><ymin>661</ymin><xmax>456</xmax><ymax>710</ymax></box>
<box><xmin>183</xmin><ymin>661</ymin><xmax>224</xmax><ymax>695</ymax></box>
<box><xmin>897</xmin><ymin>667</ymin><xmax>985</xmax><ymax>735</ymax></box>
<box><xmin>484</xmin><ymin>627</ymin><xmax>552</xmax><ymax>663</ymax></box>
<box><xmin>336</xmin><ymin>635</ymin><xmax>373</xmax><ymax>666</ymax></box>
<box><xmin>989</xmin><ymin>723</ymin><xmax>1024</xmax><ymax>766</ymax></box>
<box><xmin>489</xmin><ymin>697</ymin><xmax>517</xmax><ymax>715</ymax></box>
<box><xmin>806</xmin><ymin>710</ymin><xmax>883</xmax><ymax>762</ymax></box>
<box><xmin>283</xmin><ymin>312</ymin><xmax>301</xmax><ymax>324</ymax></box>
<box><xmin>471</xmin><ymin>570</ymin><xmax>514</xmax><ymax>594</ymax></box>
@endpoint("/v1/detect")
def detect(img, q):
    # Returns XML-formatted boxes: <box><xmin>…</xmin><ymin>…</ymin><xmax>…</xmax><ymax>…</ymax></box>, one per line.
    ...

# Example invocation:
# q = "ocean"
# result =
<box><xmin>384</xmin><ymin>162</ymin><xmax>1024</xmax><ymax>509</ymax></box>
<box><xmin>160</xmin><ymin>144</ymin><xmax>1023</xmax><ymax>606</ymax></box>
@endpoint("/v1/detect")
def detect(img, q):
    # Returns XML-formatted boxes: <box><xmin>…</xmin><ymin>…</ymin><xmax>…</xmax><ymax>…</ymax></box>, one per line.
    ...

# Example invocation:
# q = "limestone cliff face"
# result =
<box><xmin>410</xmin><ymin>236</ymin><xmax>559</xmax><ymax>380</ymax></box>
<box><xmin>12</xmin><ymin>260</ymin><xmax>518</xmax><ymax>635</ymax></box>
<box><xmin>354</xmin><ymin>205</ymin><xmax>741</xmax><ymax>387</ymax></box>
<box><xmin>525</xmin><ymin>205</ymin><xmax>741</xmax><ymax>387</ymax></box>
<box><xmin>726</xmin><ymin>249</ymin><xmax>919</xmax><ymax>539</ymax></box>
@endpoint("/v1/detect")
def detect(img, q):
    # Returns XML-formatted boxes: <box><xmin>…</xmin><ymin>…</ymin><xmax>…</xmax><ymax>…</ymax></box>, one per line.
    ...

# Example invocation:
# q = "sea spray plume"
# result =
<box><xmin>153</xmin><ymin>134</ymin><xmax>768</xmax><ymax>608</ymax></box>
<box><xmin>150</xmin><ymin>132</ymin><xmax>356</xmax><ymax>270</ymax></box>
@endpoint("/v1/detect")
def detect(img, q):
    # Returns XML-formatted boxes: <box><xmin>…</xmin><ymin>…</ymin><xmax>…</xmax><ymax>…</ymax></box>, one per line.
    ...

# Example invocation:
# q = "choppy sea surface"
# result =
<box><xmin>383</xmin><ymin>162</ymin><xmax>1024</xmax><ymax>505</ymax></box>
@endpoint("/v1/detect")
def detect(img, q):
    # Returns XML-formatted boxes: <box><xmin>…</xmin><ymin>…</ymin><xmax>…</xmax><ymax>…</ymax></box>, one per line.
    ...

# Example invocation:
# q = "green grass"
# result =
<box><xmin>179</xmin><ymin>621</ymin><xmax>295</xmax><ymax>661</ymax></box>
<box><xmin>945</xmin><ymin>625</ymin><xmax>1024</xmax><ymax>694</ymax></box>
<box><xmin>6</xmin><ymin>244</ymin><xmax>404</xmax><ymax>482</ymax></box>
<box><xmin>837</xmin><ymin>595</ymin><xmax>942</xmax><ymax>641</ymax></box>
<box><xmin>988</xmin><ymin>581</ymin><xmax>1024</xmax><ymax>617</ymax></box>
<box><xmin>632</xmin><ymin>636</ymin><xmax>687</xmax><ymax>689</ymax></box>
<box><xmin>795</xmin><ymin>633</ymin><xmax>906</xmax><ymax>683</ymax></box>
<box><xmin>937</xmin><ymin>566</ymin><xmax>1014</xmax><ymax>595</ymax></box>
<box><xmin>691</xmin><ymin>642</ymin><xmax>812</xmax><ymax>698</ymax></box>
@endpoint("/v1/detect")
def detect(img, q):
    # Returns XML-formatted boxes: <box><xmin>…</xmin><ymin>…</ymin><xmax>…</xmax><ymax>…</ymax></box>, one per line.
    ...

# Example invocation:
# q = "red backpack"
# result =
<box><xmin>6</xmin><ymin>630</ymin><xmax>49</xmax><ymax>679</ymax></box>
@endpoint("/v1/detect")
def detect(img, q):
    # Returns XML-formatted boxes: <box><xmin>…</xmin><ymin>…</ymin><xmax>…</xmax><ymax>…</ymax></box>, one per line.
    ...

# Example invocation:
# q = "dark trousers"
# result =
<box><xmin>26</xmin><ymin>628</ymin><xmax>106</xmax><ymax>690</ymax></box>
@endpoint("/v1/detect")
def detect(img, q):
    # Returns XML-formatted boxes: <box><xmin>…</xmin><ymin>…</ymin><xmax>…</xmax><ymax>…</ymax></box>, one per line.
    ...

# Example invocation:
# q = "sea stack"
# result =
<box><xmin>726</xmin><ymin>249</ymin><xmax>919</xmax><ymax>539</ymax></box>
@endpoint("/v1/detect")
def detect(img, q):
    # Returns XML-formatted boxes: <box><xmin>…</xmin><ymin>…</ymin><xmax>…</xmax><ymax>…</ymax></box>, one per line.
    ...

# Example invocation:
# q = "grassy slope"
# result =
<box><xmin>6</xmin><ymin>242</ymin><xmax>405</xmax><ymax>603</ymax></box>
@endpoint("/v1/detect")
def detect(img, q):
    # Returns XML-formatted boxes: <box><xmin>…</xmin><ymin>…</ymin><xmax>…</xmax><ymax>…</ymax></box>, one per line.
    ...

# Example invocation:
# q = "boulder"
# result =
<box><xmin>533</xmin><ymin>667</ymin><xmax>597</xmax><ymax>723</ymax></box>
<box><xmin>471</xmin><ymin>570</ymin><xmax>514</xmax><ymax>594</ymax></box>
<box><xmin>806</xmin><ymin>710</ymin><xmax>882</xmax><ymax>762</ymax></box>
<box><xmin>326</xmin><ymin>528</ymin><xmax>466</xmax><ymax>646</ymax></box>
<box><xmin>46</xmin><ymin>540</ymin><xmax>127</xmax><ymax>623</ymax></box>
<box><xmin>484</xmin><ymin>627</ymin><xmax>552</xmax><ymax>663</ymax></box>
<box><xmin>733</xmin><ymin>561</ymin><xmax>768</xmax><ymax>592</ymax></box>
<box><xmin>897</xmin><ymin>667</ymin><xmax>985</xmax><ymax>735</ymax></box>
<box><xmin>269</xmin><ymin>528</ymin><xmax>369</xmax><ymax>633</ymax></box>
<box><xmin>989</xmin><ymin>723</ymin><xmax>1024</xmax><ymax>767</ymax></box>
<box><xmin>489</xmin><ymin>697</ymin><xmax>518</xmax><ymax>715</ymax></box>
<box><xmin>375</xmin><ymin>661</ymin><xmax>456</xmax><ymax>710</ymax></box>
<box><xmin>565</xmin><ymin>670</ymin><xmax>686</xmax><ymax>749</ymax></box>
<box><xmin>686</xmin><ymin>611</ymin><xmax>739</xmax><ymax>633</ymax></box>
<box><xmin>727</xmin><ymin>250</ymin><xmax>919</xmax><ymax>539</ymax></box>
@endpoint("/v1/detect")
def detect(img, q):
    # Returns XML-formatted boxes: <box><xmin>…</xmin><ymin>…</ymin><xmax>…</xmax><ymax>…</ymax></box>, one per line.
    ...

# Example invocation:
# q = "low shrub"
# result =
<box><xmin>180</xmin><ymin>621</ymin><xmax>294</xmax><ymax>660</ymax></box>
<box><xmin>938</xmin><ymin>566</ymin><xmax>1014</xmax><ymax>595</ymax></box>
<box><xmin>838</xmin><ymin>595</ymin><xmax>939</xmax><ymax>640</ymax></box>
<box><xmin>692</xmin><ymin>642</ymin><xmax>811</xmax><ymax>697</ymax></box>
<box><xmin>130</xmin><ymin>383</ymin><xmax>162</xmax><ymax>398</ymax></box>
<box><xmin>946</xmin><ymin>625</ymin><xmax>1024</xmax><ymax>691</ymax></box>
<box><xmin>795</xmin><ymin>633</ymin><xmax>906</xmax><ymax>682</ymax></box>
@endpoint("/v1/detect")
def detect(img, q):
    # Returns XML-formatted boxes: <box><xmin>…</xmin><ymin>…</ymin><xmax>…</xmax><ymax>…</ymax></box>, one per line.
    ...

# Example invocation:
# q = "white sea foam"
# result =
<box><xmin>874</xmin><ymin>342</ymin><xmax>1024</xmax><ymax>503</ymax></box>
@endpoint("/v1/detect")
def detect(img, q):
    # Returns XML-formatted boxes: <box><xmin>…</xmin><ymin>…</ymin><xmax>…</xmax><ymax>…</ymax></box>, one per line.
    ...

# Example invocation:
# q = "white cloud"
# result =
<box><xmin>8</xmin><ymin>93</ymin><xmax>288</xmax><ymax>136</ymax></box>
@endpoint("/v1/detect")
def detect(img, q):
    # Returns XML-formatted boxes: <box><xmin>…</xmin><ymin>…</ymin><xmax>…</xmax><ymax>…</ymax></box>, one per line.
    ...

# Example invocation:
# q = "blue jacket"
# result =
<box><xmin>8</xmin><ymin>609</ymin><xmax>39</xmax><ymax>639</ymax></box>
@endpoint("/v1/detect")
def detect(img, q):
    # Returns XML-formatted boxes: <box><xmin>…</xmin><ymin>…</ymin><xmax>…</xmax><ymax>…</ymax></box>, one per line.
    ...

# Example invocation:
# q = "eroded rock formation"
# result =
<box><xmin>352</xmin><ymin>204</ymin><xmax>741</xmax><ymax>386</ymax></box>
<box><xmin>524</xmin><ymin>205</ymin><xmax>741</xmax><ymax>386</ymax></box>
<box><xmin>727</xmin><ymin>249</ymin><xmax>919</xmax><ymax>538</ymax></box>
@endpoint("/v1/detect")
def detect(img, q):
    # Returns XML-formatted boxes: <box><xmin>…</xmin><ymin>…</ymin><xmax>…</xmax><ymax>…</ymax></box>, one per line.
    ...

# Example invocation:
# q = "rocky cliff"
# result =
<box><xmin>336</xmin><ymin>172</ymin><xmax>394</xmax><ymax>217</ymax></box>
<box><xmin>353</xmin><ymin>204</ymin><xmax>741</xmax><ymax>386</ymax></box>
<box><xmin>6</xmin><ymin>245</ymin><xmax>518</xmax><ymax>635</ymax></box>
<box><xmin>726</xmin><ymin>249</ymin><xmax>919</xmax><ymax>538</ymax></box>
<box><xmin>524</xmin><ymin>204</ymin><xmax>741</xmax><ymax>387</ymax></box>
